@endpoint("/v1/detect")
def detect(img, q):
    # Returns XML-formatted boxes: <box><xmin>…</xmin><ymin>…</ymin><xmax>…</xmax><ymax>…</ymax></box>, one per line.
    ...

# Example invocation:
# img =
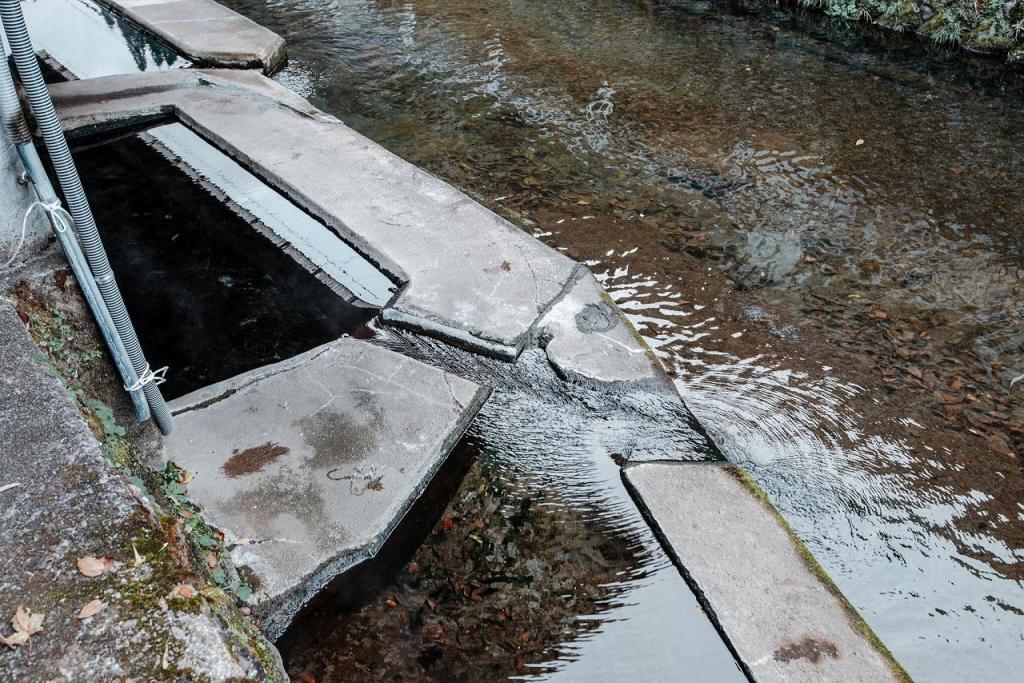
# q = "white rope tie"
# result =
<box><xmin>124</xmin><ymin>364</ymin><xmax>169</xmax><ymax>392</ymax></box>
<box><xmin>1</xmin><ymin>200</ymin><xmax>73</xmax><ymax>269</ymax></box>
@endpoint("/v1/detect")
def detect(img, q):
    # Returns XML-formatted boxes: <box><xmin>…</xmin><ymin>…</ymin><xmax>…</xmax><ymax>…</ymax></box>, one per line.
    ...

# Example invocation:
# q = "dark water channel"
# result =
<box><xmin>209</xmin><ymin>0</ymin><xmax>1023</xmax><ymax>680</ymax></box>
<box><xmin>71</xmin><ymin>129</ymin><xmax>377</xmax><ymax>398</ymax></box>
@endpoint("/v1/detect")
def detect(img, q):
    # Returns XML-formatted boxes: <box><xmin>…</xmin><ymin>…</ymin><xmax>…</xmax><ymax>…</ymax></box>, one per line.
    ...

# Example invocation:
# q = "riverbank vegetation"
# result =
<box><xmin>736</xmin><ymin>0</ymin><xmax>1024</xmax><ymax>61</ymax></box>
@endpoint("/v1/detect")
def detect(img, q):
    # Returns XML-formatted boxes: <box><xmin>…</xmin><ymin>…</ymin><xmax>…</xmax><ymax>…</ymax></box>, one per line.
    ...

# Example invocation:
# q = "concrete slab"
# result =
<box><xmin>0</xmin><ymin>303</ymin><xmax>285</xmax><ymax>681</ymax></box>
<box><xmin>52</xmin><ymin>70</ymin><xmax>579</xmax><ymax>360</ymax></box>
<box><xmin>163</xmin><ymin>338</ymin><xmax>490</xmax><ymax>639</ymax></box>
<box><xmin>94</xmin><ymin>0</ymin><xmax>285</xmax><ymax>73</ymax></box>
<box><xmin>538</xmin><ymin>267</ymin><xmax>662</xmax><ymax>383</ymax></box>
<box><xmin>623</xmin><ymin>462</ymin><xmax>904</xmax><ymax>683</ymax></box>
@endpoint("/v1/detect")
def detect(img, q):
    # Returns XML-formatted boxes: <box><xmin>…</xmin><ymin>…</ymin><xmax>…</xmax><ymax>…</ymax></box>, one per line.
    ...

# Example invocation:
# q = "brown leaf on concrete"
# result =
<box><xmin>171</xmin><ymin>583</ymin><xmax>195</xmax><ymax>599</ymax></box>
<box><xmin>13</xmin><ymin>606</ymin><xmax>44</xmax><ymax>635</ymax></box>
<box><xmin>1</xmin><ymin>630</ymin><xmax>29</xmax><ymax>648</ymax></box>
<box><xmin>77</xmin><ymin>600</ymin><xmax>105</xmax><ymax>620</ymax></box>
<box><xmin>77</xmin><ymin>556</ymin><xmax>106</xmax><ymax>577</ymax></box>
<box><xmin>2</xmin><ymin>606</ymin><xmax>44</xmax><ymax>647</ymax></box>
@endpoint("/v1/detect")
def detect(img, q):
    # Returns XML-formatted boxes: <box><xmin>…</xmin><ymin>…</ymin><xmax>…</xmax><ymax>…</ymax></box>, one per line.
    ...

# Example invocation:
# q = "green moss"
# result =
<box><xmin>728</xmin><ymin>467</ymin><xmax>914</xmax><ymax>683</ymax></box>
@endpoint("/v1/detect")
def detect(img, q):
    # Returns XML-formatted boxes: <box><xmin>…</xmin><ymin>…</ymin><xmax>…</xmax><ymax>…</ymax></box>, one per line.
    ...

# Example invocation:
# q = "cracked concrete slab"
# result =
<box><xmin>95</xmin><ymin>0</ymin><xmax>285</xmax><ymax>72</ymax></box>
<box><xmin>623</xmin><ymin>462</ymin><xmax>903</xmax><ymax>683</ymax></box>
<box><xmin>52</xmin><ymin>69</ymin><xmax>578</xmax><ymax>359</ymax></box>
<box><xmin>538</xmin><ymin>267</ymin><xmax>662</xmax><ymax>383</ymax></box>
<box><xmin>0</xmin><ymin>303</ymin><xmax>285</xmax><ymax>681</ymax></box>
<box><xmin>163</xmin><ymin>338</ymin><xmax>490</xmax><ymax>639</ymax></box>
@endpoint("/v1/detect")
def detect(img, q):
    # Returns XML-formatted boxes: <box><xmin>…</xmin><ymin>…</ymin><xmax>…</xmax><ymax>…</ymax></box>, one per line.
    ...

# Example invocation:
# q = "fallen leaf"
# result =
<box><xmin>855</xmin><ymin>138</ymin><xmax>865</xmax><ymax>146</ymax></box>
<box><xmin>77</xmin><ymin>556</ymin><xmax>106</xmax><ymax>577</ymax></box>
<box><xmin>171</xmin><ymin>583</ymin><xmax>195</xmax><ymax>599</ymax></box>
<box><xmin>206</xmin><ymin>554</ymin><xmax>218</xmax><ymax>569</ymax></box>
<box><xmin>132</xmin><ymin>542</ymin><xmax>144</xmax><ymax>567</ymax></box>
<box><xmin>1</xmin><ymin>630</ymin><xmax>29</xmax><ymax>648</ymax></box>
<box><xmin>871</xmin><ymin>310</ymin><xmax>888</xmax><ymax>320</ymax></box>
<box><xmin>385</xmin><ymin>597</ymin><xmax>398</xmax><ymax>608</ymax></box>
<box><xmin>77</xmin><ymin>600</ymin><xmax>105</xmax><ymax>620</ymax></box>
<box><xmin>13</xmin><ymin>606</ymin><xmax>43</xmax><ymax>635</ymax></box>
<box><xmin>177</xmin><ymin>509</ymin><xmax>192</xmax><ymax>519</ymax></box>
<box><xmin>441</xmin><ymin>516</ymin><xmax>454</xmax><ymax>531</ymax></box>
<box><xmin>178</xmin><ymin>469</ymin><xmax>193</xmax><ymax>485</ymax></box>
<box><xmin>803</xmin><ymin>255</ymin><xmax>817</xmax><ymax>263</ymax></box>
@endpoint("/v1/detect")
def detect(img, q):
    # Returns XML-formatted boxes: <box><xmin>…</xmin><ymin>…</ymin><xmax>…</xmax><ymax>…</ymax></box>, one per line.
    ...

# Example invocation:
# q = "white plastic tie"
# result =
<box><xmin>124</xmin><ymin>364</ymin><xmax>169</xmax><ymax>393</ymax></box>
<box><xmin>1</xmin><ymin>199</ymin><xmax>71</xmax><ymax>269</ymax></box>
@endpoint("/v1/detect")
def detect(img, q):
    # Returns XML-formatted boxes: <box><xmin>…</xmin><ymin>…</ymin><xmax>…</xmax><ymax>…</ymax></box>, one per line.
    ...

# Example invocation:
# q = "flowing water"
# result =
<box><xmin>210</xmin><ymin>1</ymin><xmax>1023</xmax><ymax>679</ymax></box>
<box><xmin>27</xmin><ymin>0</ymin><xmax>1024</xmax><ymax>679</ymax></box>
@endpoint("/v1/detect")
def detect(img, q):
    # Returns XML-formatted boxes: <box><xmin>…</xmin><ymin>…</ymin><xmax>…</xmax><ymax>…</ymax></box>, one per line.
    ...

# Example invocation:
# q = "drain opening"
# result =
<box><xmin>70</xmin><ymin>126</ymin><xmax>395</xmax><ymax>399</ymax></box>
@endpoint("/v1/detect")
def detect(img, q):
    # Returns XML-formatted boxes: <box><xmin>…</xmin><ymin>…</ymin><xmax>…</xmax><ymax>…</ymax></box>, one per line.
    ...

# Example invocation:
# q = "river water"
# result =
<box><xmin>216</xmin><ymin>1</ymin><xmax>1024</xmax><ymax>679</ymax></box>
<box><xmin>33</xmin><ymin>0</ymin><xmax>1024</xmax><ymax>678</ymax></box>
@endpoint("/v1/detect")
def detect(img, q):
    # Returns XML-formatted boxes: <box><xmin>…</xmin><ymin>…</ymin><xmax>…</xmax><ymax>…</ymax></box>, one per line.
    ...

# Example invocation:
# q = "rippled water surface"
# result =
<box><xmin>217</xmin><ymin>0</ymin><xmax>1024</xmax><ymax>678</ymax></box>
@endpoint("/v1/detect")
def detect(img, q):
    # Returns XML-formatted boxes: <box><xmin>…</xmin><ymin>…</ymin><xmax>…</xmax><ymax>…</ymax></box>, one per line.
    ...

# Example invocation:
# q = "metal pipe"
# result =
<box><xmin>0</xmin><ymin>54</ymin><xmax>150</xmax><ymax>421</ymax></box>
<box><xmin>0</xmin><ymin>0</ymin><xmax>173</xmax><ymax>434</ymax></box>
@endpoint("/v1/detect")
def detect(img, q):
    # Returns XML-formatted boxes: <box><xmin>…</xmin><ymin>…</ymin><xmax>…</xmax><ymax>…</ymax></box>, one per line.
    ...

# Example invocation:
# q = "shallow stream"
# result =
<box><xmin>215</xmin><ymin>0</ymin><xmax>1024</xmax><ymax>679</ymax></box>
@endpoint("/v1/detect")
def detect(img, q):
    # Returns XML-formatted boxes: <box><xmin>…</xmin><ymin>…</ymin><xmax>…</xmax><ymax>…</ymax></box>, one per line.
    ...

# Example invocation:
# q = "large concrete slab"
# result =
<box><xmin>623</xmin><ymin>462</ymin><xmax>904</xmax><ymax>683</ymax></box>
<box><xmin>538</xmin><ymin>267</ymin><xmax>663</xmax><ymax>384</ymax></box>
<box><xmin>163</xmin><ymin>338</ymin><xmax>490</xmax><ymax>639</ymax></box>
<box><xmin>95</xmin><ymin>0</ymin><xmax>285</xmax><ymax>73</ymax></box>
<box><xmin>52</xmin><ymin>69</ymin><xmax>578</xmax><ymax>359</ymax></box>
<box><xmin>0</xmin><ymin>303</ymin><xmax>284</xmax><ymax>681</ymax></box>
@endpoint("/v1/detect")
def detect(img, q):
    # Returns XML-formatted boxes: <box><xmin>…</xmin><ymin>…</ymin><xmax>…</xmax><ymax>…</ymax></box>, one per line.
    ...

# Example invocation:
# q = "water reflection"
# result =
<box><xmin>20</xmin><ymin>0</ymin><xmax>188</xmax><ymax>78</ymax></box>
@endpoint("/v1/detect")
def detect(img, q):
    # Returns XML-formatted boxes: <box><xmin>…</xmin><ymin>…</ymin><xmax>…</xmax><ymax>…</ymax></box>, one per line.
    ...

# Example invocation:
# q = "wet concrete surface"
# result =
<box><xmin>212</xmin><ymin>0</ymin><xmax>1024</xmax><ymax>679</ymax></box>
<box><xmin>163</xmin><ymin>338</ymin><xmax>489</xmax><ymax>640</ymax></box>
<box><xmin>70</xmin><ymin>131</ymin><xmax>377</xmax><ymax>399</ymax></box>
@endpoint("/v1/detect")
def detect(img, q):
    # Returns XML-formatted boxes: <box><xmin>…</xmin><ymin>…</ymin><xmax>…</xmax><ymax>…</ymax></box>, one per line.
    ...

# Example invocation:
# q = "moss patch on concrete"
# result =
<box><xmin>727</xmin><ymin>466</ymin><xmax>913</xmax><ymax>683</ymax></box>
<box><xmin>5</xmin><ymin>276</ymin><xmax>284</xmax><ymax>681</ymax></box>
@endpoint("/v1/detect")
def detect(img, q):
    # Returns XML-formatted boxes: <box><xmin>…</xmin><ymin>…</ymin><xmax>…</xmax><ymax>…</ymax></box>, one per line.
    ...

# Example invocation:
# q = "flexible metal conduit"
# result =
<box><xmin>0</xmin><ymin>57</ymin><xmax>151</xmax><ymax>421</ymax></box>
<box><xmin>0</xmin><ymin>0</ymin><xmax>173</xmax><ymax>434</ymax></box>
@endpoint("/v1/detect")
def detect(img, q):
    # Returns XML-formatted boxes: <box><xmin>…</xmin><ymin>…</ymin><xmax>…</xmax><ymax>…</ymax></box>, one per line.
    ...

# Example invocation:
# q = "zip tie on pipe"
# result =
<box><xmin>124</xmin><ymin>364</ymin><xmax>169</xmax><ymax>392</ymax></box>
<box><xmin>1</xmin><ymin>199</ymin><xmax>71</xmax><ymax>268</ymax></box>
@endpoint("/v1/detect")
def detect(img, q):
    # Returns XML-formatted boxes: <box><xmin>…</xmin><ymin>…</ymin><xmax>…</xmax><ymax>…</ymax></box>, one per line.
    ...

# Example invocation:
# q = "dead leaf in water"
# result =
<box><xmin>77</xmin><ymin>600</ymin><xmax>104</xmax><ymax>620</ymax></box>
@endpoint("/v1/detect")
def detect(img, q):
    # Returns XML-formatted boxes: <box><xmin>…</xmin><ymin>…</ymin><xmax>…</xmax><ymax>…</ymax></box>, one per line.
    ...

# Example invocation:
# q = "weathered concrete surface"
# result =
<box><xmin>538</xmin><ymin>267</ymin><xmax>662</xmax><ymax>383</ymax></box>
<box><xmin>623</xmin><ymin>462</ymin><xmax>903</xmax><ymax>683</ymax></box>
<box><xmin>0</xmin><ymin>135</ymin><xmax>49</xmax><ymax>270</ymax></box>
<box><xmin>51</xmin><ymin>69</ymin><xmax>579</xmax><ymax>359</ymax></box>
<box><xmin>95</xmin><ymin>0</ymin><xmax>285</xmax><ymax>73</ymax></box>
<box><xmin>0</xmin><ymin>303</ymin><xmax>285</xmax><ymax>681</ymax></box>
<box><xmin>163</xmin><ymin>338</ymin><xmax>490</xmax><ymax>639</ymax></box>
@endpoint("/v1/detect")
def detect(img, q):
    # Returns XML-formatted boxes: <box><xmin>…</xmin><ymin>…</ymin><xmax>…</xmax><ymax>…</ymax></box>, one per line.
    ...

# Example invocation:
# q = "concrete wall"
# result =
<box><xmin>0</xmin><ymin>134</ymin><xmax>48</xmax><ymax>268</ymax></box>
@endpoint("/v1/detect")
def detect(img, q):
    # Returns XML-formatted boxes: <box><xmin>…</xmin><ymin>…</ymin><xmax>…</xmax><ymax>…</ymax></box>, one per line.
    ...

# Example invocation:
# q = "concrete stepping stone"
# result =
<box><xmin>623</xmin><ymin>462</ymin><xmax>905</xmax><ymax>683</ymax></box>
<box><xmin>538</xmin><ymin>267</ymin><xmax>662</xmax><ymax>384</ymax></box>
<box><xmin>94</xmin><ymin>0</ymin><xmax>285</xmax><ymax>73</ymax></box>
<box><xmin>162</xmin><ymin>338</ymin><xmax>490</xmax><ymax>639</ymax></box>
